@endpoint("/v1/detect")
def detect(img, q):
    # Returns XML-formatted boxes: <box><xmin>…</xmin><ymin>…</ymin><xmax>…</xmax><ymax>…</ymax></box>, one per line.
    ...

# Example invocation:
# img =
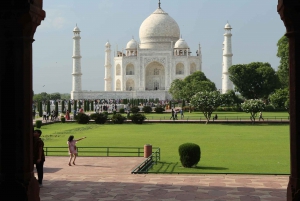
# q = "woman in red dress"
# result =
<box><xmin>65</xmin><ymin>110</ymin><xmax>70</xmax><ymax>120</ymax></box>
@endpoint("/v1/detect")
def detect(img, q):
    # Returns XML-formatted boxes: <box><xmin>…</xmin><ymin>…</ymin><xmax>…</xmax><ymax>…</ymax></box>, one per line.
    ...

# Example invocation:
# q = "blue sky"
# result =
<box><xmin>33</xmin><ymin>0</ymin><xmax>285</xmax><ymax>94</ymax></box>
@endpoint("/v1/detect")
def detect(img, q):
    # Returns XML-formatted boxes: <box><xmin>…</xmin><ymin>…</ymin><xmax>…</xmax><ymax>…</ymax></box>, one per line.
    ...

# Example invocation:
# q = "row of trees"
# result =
<box><xmin>33</xmin><ymin>92</ymin><xmax>70</xmax><ymax>103</ymax></box>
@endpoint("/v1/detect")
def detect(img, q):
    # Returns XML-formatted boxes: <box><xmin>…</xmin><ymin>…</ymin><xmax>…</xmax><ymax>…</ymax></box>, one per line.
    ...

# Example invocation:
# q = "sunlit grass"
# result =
<box><xmin>39</xmin><ymin>122</ymin><xmax>289</xmax><ymax>174</ymax></box>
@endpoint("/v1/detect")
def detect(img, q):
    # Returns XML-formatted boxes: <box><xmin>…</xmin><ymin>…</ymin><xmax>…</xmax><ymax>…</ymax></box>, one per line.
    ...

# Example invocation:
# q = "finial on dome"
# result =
<box><xmin>158</xmin><ymin>0</ymin><xmax>161</xmax><ymax>9</ymax></box>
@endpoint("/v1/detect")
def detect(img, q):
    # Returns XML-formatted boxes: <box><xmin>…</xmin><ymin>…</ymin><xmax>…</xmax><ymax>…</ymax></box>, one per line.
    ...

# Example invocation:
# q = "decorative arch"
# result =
<box><xmin>116</xmin><ymin>64</ymin><xmax>121</xmax><ymax>76</ymax></box>
<box><xmin>190</xmin><ymin>63</ymin><xmax>196</xmax><ymax>74</ymax></box>
<box><xmin>126</xmin><ymin>79</ymin><xmax>135</xmax><ymax>91</ymax></box>
<box><xmin>126</xmin><ymin>64</ymin><xmax>134</xmax><ymax>75</ymax></box>
<box><xmin>116</xmin><ymin>79</ymin><xmax>121</xmax><ymax>91</ymax></box>
<box><xmin>176</xmin><ymin>63</ymin><xmax>184</xmax><ymax>75</ymax></box>
<box><xmin>145</xmin><ymin>61</ymin><xmax>165</xmax><ymax>90</ymax></box>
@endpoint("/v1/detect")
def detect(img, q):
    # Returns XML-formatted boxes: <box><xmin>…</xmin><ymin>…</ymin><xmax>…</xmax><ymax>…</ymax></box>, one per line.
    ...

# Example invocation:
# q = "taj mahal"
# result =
<box><xmin>70</xmin><ymin>1</ymin><xmax>233</xmax><ymax>100</ymax></box>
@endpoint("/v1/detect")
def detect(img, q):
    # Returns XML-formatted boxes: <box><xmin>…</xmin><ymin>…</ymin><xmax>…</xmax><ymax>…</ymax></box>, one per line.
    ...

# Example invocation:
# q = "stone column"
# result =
<box><xmin>277</xmin><ymin>0</ymin><xmax>300</xmax><ymax>200</ymax></box>
<box><xmin>0</xmin><ymin>1</ymin><xmax>45</xmax><ymax>200</ymax></box>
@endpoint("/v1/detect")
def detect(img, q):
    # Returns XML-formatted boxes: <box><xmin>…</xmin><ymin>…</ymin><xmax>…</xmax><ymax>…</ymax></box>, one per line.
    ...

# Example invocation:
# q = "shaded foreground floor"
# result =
<box><xmin>39</xmin><ymin>157</ymin><xmax>288</xmax><ymax>201</ymax></box>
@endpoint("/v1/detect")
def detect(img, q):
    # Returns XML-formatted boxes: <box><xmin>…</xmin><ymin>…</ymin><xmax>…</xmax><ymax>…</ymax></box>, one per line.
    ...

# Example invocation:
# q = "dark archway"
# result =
<box><xmin>0</xmin><ymin>1</ymin><xmax>45</xmax><ymax>200</ymax></box>
<box><xmin>0</xmin><ymin>1</ymin><xmax>299</xmax><ymax>200</ymax></box>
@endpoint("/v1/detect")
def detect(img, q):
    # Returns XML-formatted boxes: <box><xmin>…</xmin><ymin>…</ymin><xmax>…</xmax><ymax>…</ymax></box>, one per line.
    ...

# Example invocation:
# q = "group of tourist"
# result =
<box><xmin>169</xmin><ymin>108</ymin><xmax>184</xmax><ymax>120</ymax></box>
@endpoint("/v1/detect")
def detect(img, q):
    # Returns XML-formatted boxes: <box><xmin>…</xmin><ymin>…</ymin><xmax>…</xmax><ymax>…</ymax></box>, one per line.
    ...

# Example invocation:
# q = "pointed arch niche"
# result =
<box><xmin>126</xmin><ymin>79</ymin><xmax>135</xmax><ymax>91</ymax></box>
<box><xmin>176</xmin><ymin>63</ymin><xmax>184</xmax><ymax>75</ymax></box>
<box><xmin>126</xmin><ymin>64</ymin><xmax>134</xmax><ymax>75</ymax></box>
<box><xmin>116</xmin><ymin>64</ymin><xmax>121</xmax><ymax>76</ymax></box>
<box><xmin>190</xmin><ymin>63</ymin><xmax>196</xmax><ymax>74</ymax></box>
<box><xmin>145</xmin><ymin>61</ymin><xmax>165</xmax><ymax>90</ymax></box>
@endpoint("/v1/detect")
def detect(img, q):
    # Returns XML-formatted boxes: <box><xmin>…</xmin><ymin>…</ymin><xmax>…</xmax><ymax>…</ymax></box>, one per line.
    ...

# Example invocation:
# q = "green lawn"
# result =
<box><xmin>39</xmin><ymin>122</ymin><xmax>289</xmax><ymax>174</ymax></box>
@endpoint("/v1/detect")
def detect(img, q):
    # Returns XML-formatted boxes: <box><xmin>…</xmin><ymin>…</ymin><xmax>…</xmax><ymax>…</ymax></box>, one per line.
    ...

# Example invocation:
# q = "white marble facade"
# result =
<box><xmin>71</xmin><ymin>3</ymin><xmax>202</xmax><ymax>100</ymax></box>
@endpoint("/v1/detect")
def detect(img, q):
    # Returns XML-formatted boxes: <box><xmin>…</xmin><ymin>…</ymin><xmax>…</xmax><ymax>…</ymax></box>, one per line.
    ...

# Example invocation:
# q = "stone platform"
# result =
<box><xmin>39</xmin><ymin>157</ymin><xmax>288</xmax><ymax>200</ymax></box>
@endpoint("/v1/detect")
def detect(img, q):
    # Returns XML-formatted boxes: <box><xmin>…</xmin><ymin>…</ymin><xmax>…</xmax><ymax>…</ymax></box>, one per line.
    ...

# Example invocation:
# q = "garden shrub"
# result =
<box><xmin>36</xmin><ymin>120</ymin><xmax>42</xmax><ymax>129</ymax></box>
<box><xmin>113</xmin><ymin>110</ymin><xmax>117</xmax><ymax>115</ymax></box>
<box><xmin>61</xmin><ymin>117</ymin><xmax>66</xmax><ymax>123</ymax></box>
<box><xmin>76</xmin><ymin>113</ymin><xmax>90</xmax><ymax>124</ymax></box>
<box><xmin>142</xmin><ymin>106</ymin><xmax>152</xmax><ymax>113</ymax></box>
<box><xmin>178</xmin><ymin>143</ymin><xmax>201</xmax><ymax>168</ymax></box>
<box><xmin>154</xmin><ymin>106</ymin><xmax>165</xmax><ymax>113</ymax></box>
<box><xmin>130</xmin><ymin>106</ymin><xmax>140</xmax><ymax>114</ymax></box>
<box><xmin>111</xmin><ymin>114</ymin><xmax>126</xmax><ymax>124</ymax></box>
<box><xmin>103</xmin><ymin>111</ymin><xmax>109</xmax><ymax>116</ymax></box>
<box><xmin>90</xmin><ymin>113</ymin><xmax>107</xmax><ymax>124</ymax></box>
<box><xmin>129</xmin><ymin>113</ymin><xmax>146</xmax><ymax>124</ymax></box>
<box><xmin>119</xmin><ymin>108</ymin><xmax>125</xmax><ymax>113</ymax></box>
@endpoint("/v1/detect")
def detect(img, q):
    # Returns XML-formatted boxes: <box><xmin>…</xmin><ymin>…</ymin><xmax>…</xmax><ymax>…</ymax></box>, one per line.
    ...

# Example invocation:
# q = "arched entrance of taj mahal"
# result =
<box><xmin>145</xmin><ymin>61</ymin><xmax>165</xmax><ymax>91</ymax></box>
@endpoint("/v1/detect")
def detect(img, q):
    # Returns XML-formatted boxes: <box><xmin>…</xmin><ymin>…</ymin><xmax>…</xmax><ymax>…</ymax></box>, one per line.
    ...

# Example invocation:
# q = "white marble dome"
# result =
<box><xmin>174</xmin><ymin>38</ymin><xmax>189</xmax><ymax>49</ymax></box>
<box><xmin>73</xmin><ymin>26</ymin><xmax>80</xmax><ymax>32</ymax></box>
<box><xmin>105</xmin><ymin>41</ymin><xmax>111</xmax><ymax>48</ymax></box>
<box><xmin>126</xmin><ymin>39</ymin><xmax>137</xmax><ymax>49</ymax></box>
<box><xmin>139</xmin><ymin>8</ymin><xmax>180</xmax><ymax>49</ymax></box>
<box><xmin>225</xmin><ymin>23</ymin><xmax>232</xmax><ymax>29</ymax></box>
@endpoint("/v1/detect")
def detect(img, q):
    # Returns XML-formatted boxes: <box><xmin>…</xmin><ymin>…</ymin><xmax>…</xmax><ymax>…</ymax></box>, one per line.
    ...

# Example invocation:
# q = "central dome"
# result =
<box><xmin>139</xmin><ymin>8</ymin><xmax>180</xmax><ymax>49</ymax></box>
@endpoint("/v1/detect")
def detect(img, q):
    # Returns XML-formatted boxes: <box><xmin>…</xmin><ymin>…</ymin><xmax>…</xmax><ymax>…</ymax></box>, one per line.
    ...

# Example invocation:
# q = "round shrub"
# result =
<box><xmin>178</xmin><ymin>143</ymin><xmax>201</xmax><ymax>168</ymax></box>
<box><xmin>130</xmin><ymin>106</ymin><xmax>140</xmax><ymax>114</ymax></box>
<box><xmin>111</xmin><ymin>114</ymin><xmax>126</xmax><ymax>124</ymax></box>
<box><xmin>119</xmin><ymin>108</ymin><xmax>125</xmax><ymax>113</ymax></box>
<box><xmin>154</xmin><ymin>106</ymin><xmax>165</xmax><ymax>113</ymax></box>
<box><xmin>129</xmin><ymin>113</ymin><xmax>146</xmax><ymax>124</ymax></box>
<box><xmin>61</xmin><ymin>117</ymin><xmax>66</xmax><ymax>123</ymax></box>
<box><xmin>36</xmin><ymin>120</ymin><xmax>42</xmax><ymax>129</ymax></box>
<box><xmin>76</xmin><ymin>113</ymin><xmax>90</xmax><ymax>124</ymax></box>
<box><xmin>142</xmin><ymin>106</ymin><xmax>152</xmax><ymax>113</ymax></box>
<box><xmin>90</xmin><ymin>113</ymin><xmax>107</xmax><ymax>124</ymax></box>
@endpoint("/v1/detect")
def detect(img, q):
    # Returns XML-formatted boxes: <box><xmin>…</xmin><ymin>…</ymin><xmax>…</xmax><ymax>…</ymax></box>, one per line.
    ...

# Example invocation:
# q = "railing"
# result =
<box><xmin>143</xmin><ymin>116</ymin><xmax>290</xmax><ymax>122</ymax></box>
<box><xmin>131</xmin><ymin>148</ymin><xmax>160</xmax><ymax>174</ymax></box>
<box><xmin>44</xmin><ymin>146</ymin><xmax>159</xmax><ymax>157</ymax></box>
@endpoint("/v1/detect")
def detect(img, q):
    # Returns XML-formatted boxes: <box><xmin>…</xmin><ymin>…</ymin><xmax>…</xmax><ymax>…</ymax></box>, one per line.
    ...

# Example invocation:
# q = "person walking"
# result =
<box><xmin>170</xmin><ymin>109</ymin><xmax>174</xmax><ymax>120</ymax></box>
<box><xmin>174</xmin><ymin>110</ymin><xmax>178</xmax><ymax>120</ymax></box>
<box><xmin>33</xmin><ymin>130</ymin><xmax>45</xmax><ymax>188</ymax></box>
<box><xmin>180</xmin><ymin>108</ymin><xmax>184</xmax><ymax>119</ymax></box>
<box><xmin>65</xmin><ymin>110</ymin><xmax>70</xmax><ymax>120</ymax></box>
<box><xmin>259</xmin><ymin>112</ymin><xmax>264</xmax><ymax>121</ymax></box>
<box><xmin>67</xmin><ymin>135</ymin><xmax>86</xmax><ymax>166</ymax></box>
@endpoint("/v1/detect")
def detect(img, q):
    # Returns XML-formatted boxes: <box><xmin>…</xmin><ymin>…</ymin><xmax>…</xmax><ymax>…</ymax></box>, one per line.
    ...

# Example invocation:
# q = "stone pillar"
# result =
<box><xmin>277</xmin><ymin>0</ymin><xmax>300</xmax><ymax>200</ymax></box>
<box><xmin>0</xmin><ymin>1</ymin><xmax>45</xmax><ymax>200</ymax></box>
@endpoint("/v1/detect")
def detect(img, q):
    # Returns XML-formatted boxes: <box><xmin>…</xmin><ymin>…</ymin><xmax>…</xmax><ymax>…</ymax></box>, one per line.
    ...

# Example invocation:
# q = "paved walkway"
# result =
<box><xmin>39</xmin><ymin>157</ymin><xmax>288</xmax><ymax>201</ymax></box>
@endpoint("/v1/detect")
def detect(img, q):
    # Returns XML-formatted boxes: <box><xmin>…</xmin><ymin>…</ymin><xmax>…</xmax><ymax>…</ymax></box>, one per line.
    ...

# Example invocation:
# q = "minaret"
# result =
<box><xmin>104</xmin><ymin>41</ymin><xmax>112</xmax><ymax>91</ymax></box>
<box><xmin>222</xmin><ymin>22</ymin><xmax>233</xmax><ymax>94</ymax></box>
<box><xmin>71</xmin><ymin>25</ymin><xmax>82</xmax><ymax>99</ymax></box>
<box><xmin>198</xmin><ymin>43</ymin><xmax>202</xmax><ymax>71</ymax></box>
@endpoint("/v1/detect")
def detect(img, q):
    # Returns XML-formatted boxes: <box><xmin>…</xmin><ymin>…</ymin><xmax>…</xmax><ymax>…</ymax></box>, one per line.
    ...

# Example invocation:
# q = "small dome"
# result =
<box><xmin>225</xmin><ymin>23</ymin><xmax>232</xmax><ymax>29</ymax></box>
<box><xmin>73</xmin><ymin>25</ymin><xmax>80</xmax><ymax>32</ymax></box>
<box><xmin>105</xmin><ymin>41</ymin><xmax>111</xmax><ymax>47</ymax></box>
<box><xmin>174</xmin><ymin>38</ymin><xmax>189</xmax><ymax>49</ymax></box>
<box><xmin>126</xmin><ymin>39</ymin><xmax>137</xmax><ymax>49</ymax></box>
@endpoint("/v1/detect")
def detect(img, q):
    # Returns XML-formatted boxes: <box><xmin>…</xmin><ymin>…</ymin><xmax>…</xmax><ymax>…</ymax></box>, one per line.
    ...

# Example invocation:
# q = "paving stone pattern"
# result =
<box><xmin>39</xmin><ymin>157</ymin><xmax>288</xmax><ymax>201</ymax></box>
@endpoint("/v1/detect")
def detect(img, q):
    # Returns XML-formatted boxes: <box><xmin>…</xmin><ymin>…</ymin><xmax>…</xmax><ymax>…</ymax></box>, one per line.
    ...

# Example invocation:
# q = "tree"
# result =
<box><xmin>221</xmin><ymin>90</ymin><xmax>243</xmax><ymax>108</ymax></box>
<box><xmin>277</xmin><ymin>35</ymin><xmax>289</xmax><ymax>88</ymax></box>
<box><xmin>229</xmin><ymin>62</ymin><xmax>280</xmax><ymax>100</ymax></box>
<box><xmin>241</xmin><ymin>99</ymin><xmax>265</xmax><ymax>122</ymax></box>
<box><xmin>68</xmin><ymin>100</ymin><xmax>71</xmax><ymax>112</ymax></box>
<box><xmin>50</xmin><ymin>92</ymin><xmax>61</xmax><ymax>100</ymax></box>
<box><xmin>190</xmin><ymin>91</ymin><xmax>222</xmax><ymax>123</ymax></box>
<box><xmin>169</xmin><ymin>71</ymin><xmax>216</xmax><ymax>102</ymax></box>
<box><xmin>269</xmin><ymin>88</ymin><xmax>289</xmax><ymax>109</ymax></box>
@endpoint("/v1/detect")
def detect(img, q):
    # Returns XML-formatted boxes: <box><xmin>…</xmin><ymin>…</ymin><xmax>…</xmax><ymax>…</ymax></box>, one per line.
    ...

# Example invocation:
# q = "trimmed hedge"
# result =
<box><xmin>178</xmin><ymin>143</ymin><xmax>201</xmax><ymax>168</ymax></box>
<box><xmin>142</xmin><ymin>106</ymin><xmax>152</xmax><ymax>113</ymax></box>
<box><xmin>90</xmin><ymin>113</ymin><xmax>107</xmax><ymax>124</ymax></box>
<box><xmin>130</xmin><ymin>106</ymin><xmax>140</xmax><ymax>114</ymax></box>
<box><xmin>76</xmin><ymin>113</ymin><xmax>90</xmax><ymax>124</ymax></box>
<box><xmin>111</xmin><ymin>114</ymin><xmax>126</xmax><ymax>124</ymax></box>
<box><xmin>36</xmin><ymin>120</ymin><xmax>42</xmax><ymax>128</ymax></box>
<box><xmin>61</xmin><ymin>117</ymin><xmax>66</xmax><ymax>123</ymax></box>
<box><xmin>154</xmin><ymin>106</ymin><xmax>165</xmax><ymax>113</ymax></box>
<box><xmin>119</xmin><ymin>108</ymin><xmax>125</xmax><ymax>113</ymax></box>
<box><xmin>129</xmin><ymin>113</ymin><xmax>146</xmax><ymax>124</ymax></box>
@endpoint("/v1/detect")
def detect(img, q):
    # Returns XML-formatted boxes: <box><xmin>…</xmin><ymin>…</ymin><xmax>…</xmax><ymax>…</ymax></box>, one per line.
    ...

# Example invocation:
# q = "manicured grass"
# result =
<box><xmin>39</xmin><ymin>122</ymin><xmax>289</xmax><ymax>174</ymax></box>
